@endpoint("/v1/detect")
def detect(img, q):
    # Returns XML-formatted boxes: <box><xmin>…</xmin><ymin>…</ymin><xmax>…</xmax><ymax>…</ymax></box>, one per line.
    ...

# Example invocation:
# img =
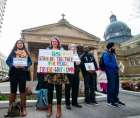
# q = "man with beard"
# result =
<box><xmin>103</xmin><ymin>42</ymin><xmax>125</xmax><ymax>107</ymax></box>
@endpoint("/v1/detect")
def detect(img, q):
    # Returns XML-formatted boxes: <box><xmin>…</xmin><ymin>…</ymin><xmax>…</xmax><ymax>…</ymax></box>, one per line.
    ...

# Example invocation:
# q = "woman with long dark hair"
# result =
<box><xmin>6</xmin><ymin>39</ymin><xmax>32</xmax><ymax>117</ymax></box>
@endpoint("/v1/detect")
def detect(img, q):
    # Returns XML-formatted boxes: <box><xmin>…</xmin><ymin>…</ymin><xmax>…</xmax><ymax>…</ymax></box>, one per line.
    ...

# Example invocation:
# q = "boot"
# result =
<box><xmin>4</xmin><ymin>94</ymin><xmax>16</xmax><ymax>117</ymax></box>
<box><xmin>56</xmin><ymin>104</ymin><xmax>62</xmax><ymax>118</ymax></box>
<box><xmin>8</xmin><ymin>93</ymin><xmax>16</xmax><ymax>113</ymax></box>
<box><xmin>20</xmin><ymin>93</ymin><xmax>27</xmax><ymax>117</ymax></box>
<box><xmin>47</xmin><ymin>104</ymin><xmax>52</xmax><ymax>117</ymax></box>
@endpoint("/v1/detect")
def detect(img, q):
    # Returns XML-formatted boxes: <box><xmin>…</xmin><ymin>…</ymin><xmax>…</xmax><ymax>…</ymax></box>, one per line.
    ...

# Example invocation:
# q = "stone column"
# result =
<box><xmin>93</xmin><ymin>49</ymin><xmax>99</xmax><ymax>68</ymax></box>
<box><xmin>24</xmin><ymin>42</ymin><xmax>29</xmax><ymax>50</ymax></box>
<box><xmin>30</xmin><ymin>53</ymin><xmax>36</xmax><ymax>81</ymax></box>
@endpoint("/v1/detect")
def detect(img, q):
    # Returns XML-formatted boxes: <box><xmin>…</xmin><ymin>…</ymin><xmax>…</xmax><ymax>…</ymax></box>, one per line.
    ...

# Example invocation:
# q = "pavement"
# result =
<box><xmin>0</xmin><ymin>93</ymin><xmax>140</xmax><ymax>118</ymax></box>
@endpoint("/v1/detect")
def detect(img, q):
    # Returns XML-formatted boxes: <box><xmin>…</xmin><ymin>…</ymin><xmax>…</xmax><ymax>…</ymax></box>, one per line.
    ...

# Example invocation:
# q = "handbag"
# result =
<box><xmin>26</xmin><ymin>81</ymin><xmax>34</xmax><ymax>96</ymax></box>
<box><xmin>4</xmin><ymin>102</ymin><xmax>20</xmax><ymax>117</ymax></box>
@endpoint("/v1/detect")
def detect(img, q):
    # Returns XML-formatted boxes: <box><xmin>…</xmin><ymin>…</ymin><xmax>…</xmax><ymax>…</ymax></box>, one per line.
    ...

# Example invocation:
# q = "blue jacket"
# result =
<box><xmin>6</xmin><ymin>54</ymin><xmax>32</xmax><ymax>71</ymax></box>
<box><xmin>6</xmin><ymin>53</ymin><xmax>32</xmax><ymax>80</ymax></box>
<box><xmin>103</xmin><ymin>50</ymin><xmax>118</xmax><ymax>72</ymax></box>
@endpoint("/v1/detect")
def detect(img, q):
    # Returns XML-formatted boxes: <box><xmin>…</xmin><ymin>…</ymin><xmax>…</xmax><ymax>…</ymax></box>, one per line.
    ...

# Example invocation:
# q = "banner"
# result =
<box><xmin>37</xmin><ymin>49</ymin><xmax>74</xmax><ymax>73</ymax></box>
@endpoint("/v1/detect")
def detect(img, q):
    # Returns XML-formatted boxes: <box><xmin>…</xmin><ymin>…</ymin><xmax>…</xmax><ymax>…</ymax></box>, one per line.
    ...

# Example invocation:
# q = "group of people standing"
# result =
<box><xmin>36</xmin><ymin>37</ymin><xmax>98</xmax><ymax>118</ymax></box>
<box><xmin>5</xmin><ymin>36</ymin><xmax>125</xmax><ymax>118</ymax></box>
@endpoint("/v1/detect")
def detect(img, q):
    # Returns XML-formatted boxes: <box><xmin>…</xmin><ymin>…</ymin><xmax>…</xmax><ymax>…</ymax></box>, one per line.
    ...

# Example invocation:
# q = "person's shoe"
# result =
<box><xmin>91</xmin><ymin>100</ymin><xmax>98</xmax><ymax>105</ymax></box>
<box><xmin>56</xmin><ymin>105</ymin><xmax>62</xmax><ymax>118</ymax></box>
<box><xmin>117</xmin><ymin>101</ymin><xmax>125</xmax><ymax>106</ymax></box>
<box><xmin>66</xmin><ymin>105</ymin><xmax>71</xmax><ymax>110</ymax></box>
<box><xmin>85</xmin><ymin>100</ymin><xmax>90</xmax><ymax>104</ymax></box>
<box><xmin>72</xmin><ymin>104</ymin><xmax>82</xmax><ymax>108</ymax></box>
<box><xmin>111</xmin><ymin>103</ymin><xmax>119</xmax><ymax>107</ymax></box>
<box><xmin>47</xmin><ymin>104</ymin><xmax>52</xmax><ymax>117</ymax></box>
<box><xmin>107</xmin><ymin>102</ymin><xmax>119</xmax><ymax>107</ymax></box>
<box><xmin>107</xmin><ymin>102</ymin><xmax>111</xmax><ymax>106</ymax></box>
<box><xmin>20</xmin><ymin>108</ymin><xmax>27</xmax><ymax>117</ymax></box>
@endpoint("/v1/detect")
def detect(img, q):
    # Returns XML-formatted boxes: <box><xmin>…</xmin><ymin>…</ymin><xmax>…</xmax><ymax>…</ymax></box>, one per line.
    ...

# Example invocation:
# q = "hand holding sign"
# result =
<box><xmin>73</xmin><ymin>54</ymin><xmax>81</xmax><ymax>65</ymax></box>
<box><xmin>37</xmin><ymin>49</ymin><xmax>74</xmax><ymax>73</ymax></box>
<box><xmin>13</xmin><ymin>58</ymin><xmax>27</xmax><ymax>67</ymax></box>
<box><xmin>84</xmin><ymin>62</ymin><xmax>95</xmax><ymax>71</ymax></box>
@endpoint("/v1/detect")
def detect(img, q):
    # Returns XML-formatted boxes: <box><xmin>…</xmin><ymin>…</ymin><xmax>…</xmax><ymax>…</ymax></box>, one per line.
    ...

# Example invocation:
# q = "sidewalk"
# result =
<box><xmin>0</xmin><ymin>93</ymin><xmax>140</xmax><ymax>118</ymax></box>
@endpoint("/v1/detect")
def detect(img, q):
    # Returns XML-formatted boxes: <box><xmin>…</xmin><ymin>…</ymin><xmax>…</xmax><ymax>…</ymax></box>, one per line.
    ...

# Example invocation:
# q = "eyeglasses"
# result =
<box><xmin>52</xmin><ymin>41</ymin><xmax>58</xmax><ymax>43</ymax></box>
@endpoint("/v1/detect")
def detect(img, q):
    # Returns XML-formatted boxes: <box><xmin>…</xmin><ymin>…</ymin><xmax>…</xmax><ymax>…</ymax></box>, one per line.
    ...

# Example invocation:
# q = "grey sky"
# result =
<box><xmin>0</xmin><ymin>0</ymin><xmax>140</xmax><ymax>56</ymax></box>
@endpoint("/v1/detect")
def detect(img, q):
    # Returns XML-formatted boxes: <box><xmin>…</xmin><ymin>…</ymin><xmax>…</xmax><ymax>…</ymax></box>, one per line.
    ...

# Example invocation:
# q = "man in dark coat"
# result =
<box><xmin>65</xmin><ymin>44</ymin><xmax>82</xmax><ymax>110</ymax></box>
<box><xmin>80</xmin><ymin>46</ymin><xmax>98</xmax><ymax>104</ymax></box>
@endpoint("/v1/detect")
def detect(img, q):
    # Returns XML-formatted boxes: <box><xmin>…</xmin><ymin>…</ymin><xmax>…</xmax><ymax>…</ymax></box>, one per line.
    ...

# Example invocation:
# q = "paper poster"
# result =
<box><xmin>73</xmin><ymin>54</ymin><xmax>80</xmax><ymax>62</ymax></box>
<box><xmin>37</xmin><ymin>49</ymin><xmax>74</xmax><ymax>73</ymax></box>
<box><xmin>84</xmin><ymin>62</ymin><xmax>95</xmax><ymax>71</ymax></box>
<box><xmin>13</xmin><ymin>58</ymin><xmax>27</xmax><ymax>67</ymax></box>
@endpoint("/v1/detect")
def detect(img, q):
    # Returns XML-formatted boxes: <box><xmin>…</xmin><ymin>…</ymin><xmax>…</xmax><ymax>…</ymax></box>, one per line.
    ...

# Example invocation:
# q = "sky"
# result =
<box><xmin>0</xmin><ymin>0</ymin><xmax>140</xmax><ymax>56</ymax></box>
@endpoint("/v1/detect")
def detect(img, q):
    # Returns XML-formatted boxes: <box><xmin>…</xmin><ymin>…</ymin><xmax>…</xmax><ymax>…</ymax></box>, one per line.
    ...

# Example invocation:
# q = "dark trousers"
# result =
<box><xmin>48</xmin><ymin>83</ymin><xmax>62</xmax><ymax>105</ymax></box>
<box><xmin>83</xmin><ymin>72</ymin><xmax>97</xmax><ymax>103</ymax></box>
<box><xmin>10</xmin><ymin>69</ymin><xmax>26</xmax><ymax>94</ymax></box>
<box><xmin>65</xmin><ymin>74</ymin><xmax>80</xmax><ymax>105</ymax></box>
<box><xmin>106</xmin><ymin>71</ymin><xmax>119</xmax><ymax>103</ymax></box>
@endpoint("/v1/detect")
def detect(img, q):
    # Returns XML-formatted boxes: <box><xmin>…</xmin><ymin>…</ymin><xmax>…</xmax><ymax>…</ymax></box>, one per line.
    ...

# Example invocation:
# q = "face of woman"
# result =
<box><xmin>69</xmin><ymin>45</ymin><xmax>77</xmax><ymax>53</ymax></box>
<box><xmin>16</xmin><ymin>41</ymin><xmax>24</xmax><ymax>49</ymax></box>
<box><xmin>51</xmin><ymin>39</ymin><xmax>59</xmax><ymax>49</ymax></box>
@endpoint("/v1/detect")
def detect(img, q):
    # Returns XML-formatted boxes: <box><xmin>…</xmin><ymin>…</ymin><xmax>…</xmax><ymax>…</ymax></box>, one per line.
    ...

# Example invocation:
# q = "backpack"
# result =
<box><xmin>99</xmin><ymin>53</ymin><xmax>105</xmax><ymax>71</ymax></box>
<box><xmin>4</xmin><ymin>102</ymin><xmax>20</xmax><ymax>117</ymax></box>
<box><xmin>36</xmin><ymin>89</ymin><xmax>48</xmax><ymax>110</ymax></box>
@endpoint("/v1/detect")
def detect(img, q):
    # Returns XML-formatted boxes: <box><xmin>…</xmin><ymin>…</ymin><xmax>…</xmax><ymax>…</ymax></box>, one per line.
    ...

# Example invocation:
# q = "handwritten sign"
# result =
<box><xmin>13</xmin><ymin>58</ymin><xmax>27</xmax><ymax>67</ymax></box>
<box><xmin>84</xmin><ymin>62</ymin><xmax>95</xmax><ymax>71</ymax></box>
<box><xmin>37</xmin><ymin>49</ymin><xmax>74</xmax><ymax>73</ymax></box>
<box><xmin>72</xmin><ymin>54</ymin><xmax>80</xmax><ymax>62</ymax></box>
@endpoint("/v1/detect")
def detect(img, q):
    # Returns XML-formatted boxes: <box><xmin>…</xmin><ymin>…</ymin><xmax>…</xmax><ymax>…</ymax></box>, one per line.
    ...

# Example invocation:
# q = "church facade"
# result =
<box><xmin>21</xmin><ymin>15</ymin><xmax>140</xmax><ymax>80</ymax></box>
<box><xmin>120</xmin><ymin>34</ymin><xmax>140</xmax><ymax>76</ymax></box>
<box><xmin>103</xmin><ymin>14</ymin><xmax>140</xmax><ymax>77</ymax></box>
<box><xmin>104</xmin><ymin>14</ymin><xmax>132</xmax><ymax>44</ymax></box>
<box><xmin>21</xmin><ymin>17</ymin><xmax>100</xmax><ymax>80</ymax></box>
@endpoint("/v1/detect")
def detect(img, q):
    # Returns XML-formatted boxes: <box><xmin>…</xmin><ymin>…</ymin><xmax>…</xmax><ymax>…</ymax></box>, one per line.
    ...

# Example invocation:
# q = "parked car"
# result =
<box><xmin>0</xmin><ymin>76</ymin><xmax>9</xmax><ymax>82</ymax></box>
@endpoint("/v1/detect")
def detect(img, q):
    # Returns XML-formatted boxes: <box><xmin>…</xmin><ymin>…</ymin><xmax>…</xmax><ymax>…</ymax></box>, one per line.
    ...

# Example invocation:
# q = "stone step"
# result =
<box><xmin>0</xmin><ymin>92</ymin><xmax>106</xmax><ymax>108</ymax></box>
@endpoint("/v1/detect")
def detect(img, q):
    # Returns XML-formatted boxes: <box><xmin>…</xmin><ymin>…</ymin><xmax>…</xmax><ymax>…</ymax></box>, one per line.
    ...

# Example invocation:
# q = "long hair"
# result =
<box><xmin>9</xmin><ymin>39</ymin><xmax>30</xmax><ymax>57</ymax></box>
<box><xmin>49</xmin><ymin>36</ymin><xmax>61</xmax><ymax>49</ymax></box>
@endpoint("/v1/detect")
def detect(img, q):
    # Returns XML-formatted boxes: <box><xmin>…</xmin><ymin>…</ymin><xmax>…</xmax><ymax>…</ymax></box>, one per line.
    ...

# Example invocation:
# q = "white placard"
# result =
<box><xmin>73</xmin><ymin>54</ymin><xmax>80</xmax><ymax>62</ymax></box>
<box><xmin>84</xmin><ymin>62</ymin><xmax>95</xmax><ymax>71</ymax></box>
<box><xmin>13</xmin><ymin>58</ymin><xmax>27</xmax><ymax>67</ymax></box>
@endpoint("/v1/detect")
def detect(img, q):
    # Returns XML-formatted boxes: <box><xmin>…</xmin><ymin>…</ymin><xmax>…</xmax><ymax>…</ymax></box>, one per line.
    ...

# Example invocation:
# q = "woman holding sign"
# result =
<box><xmin>6</xmin><ymin>39</ymin><xmax>32</xmax><ymax>117</ymax></box>
<box><xmin>46</xmin><ymin>37</ymin><xmax>65</xmax><ymax>118</ymax></box>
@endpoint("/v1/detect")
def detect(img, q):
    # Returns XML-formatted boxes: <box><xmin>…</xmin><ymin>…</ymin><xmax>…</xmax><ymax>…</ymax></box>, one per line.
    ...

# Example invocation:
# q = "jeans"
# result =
<box><xmin>106</xmin><ymin>71</ymin><xmax>119</xmax><ymax>103</ymax></box>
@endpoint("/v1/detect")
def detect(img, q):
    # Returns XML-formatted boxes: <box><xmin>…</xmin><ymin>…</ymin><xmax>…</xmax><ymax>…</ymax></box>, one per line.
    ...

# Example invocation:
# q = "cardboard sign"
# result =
<box><xmin>84</xmin><ymin>62</ymin><xmax>95</xmax><ymax>71</ymax></box>
<box><xmin>72</xmin><ymin>54</ymin><xmax>80</xmax><ymax>62</ymax></box>
<box><xmin>13</xmin><ymin>58</ymin><xmax>27</xmax><ymax>67</ymax></box>
<box><xmin>37</xmin><ymin>49</ymin><xmax>74</xmax><ymax>73</ymax></box>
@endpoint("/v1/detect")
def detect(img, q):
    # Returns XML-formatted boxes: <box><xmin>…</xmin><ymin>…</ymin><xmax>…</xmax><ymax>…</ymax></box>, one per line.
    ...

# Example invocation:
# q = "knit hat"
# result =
<box><xmin>106</xmin><ymin>42</ymin><xmax>114</xmax><ymax>49</ymax></box>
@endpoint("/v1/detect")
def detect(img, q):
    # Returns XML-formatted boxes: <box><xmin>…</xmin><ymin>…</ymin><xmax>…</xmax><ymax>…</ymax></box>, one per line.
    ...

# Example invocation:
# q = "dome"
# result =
<box><xmin>104</xmin><ymin>14</ymin><xmax>132</xmax><ymax>43</ymax></box>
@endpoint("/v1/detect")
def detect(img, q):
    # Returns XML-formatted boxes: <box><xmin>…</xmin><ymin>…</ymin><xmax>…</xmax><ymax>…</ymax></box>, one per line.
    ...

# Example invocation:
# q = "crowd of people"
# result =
<box><xmin>5</xmin><ymin>37</ymin><xmax>125</xmax><ymax>118</ymax></box>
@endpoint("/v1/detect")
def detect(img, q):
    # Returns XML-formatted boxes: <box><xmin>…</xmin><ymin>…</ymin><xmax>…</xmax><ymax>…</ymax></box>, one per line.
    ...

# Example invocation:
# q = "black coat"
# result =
<box><xmin>80</xmin><ymin>52</ymin><xmax>98</xmax><ymax>74</ymax></box>
<box><xmin>36</xmin><ymin>73</ymin><xmax>48</xmax><ymax>90</ymax></box>
<box><xmin>67</xmin><ymin>62</ymin><xmax>80</xmax><ymax>80</ymax></box>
